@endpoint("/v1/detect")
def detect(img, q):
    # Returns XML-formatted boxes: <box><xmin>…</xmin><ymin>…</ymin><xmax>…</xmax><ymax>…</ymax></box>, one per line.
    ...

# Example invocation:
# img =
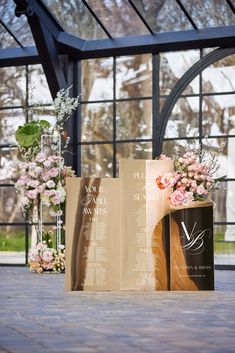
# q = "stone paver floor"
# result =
<box><xmin>0</xmin><ymin>267</ymin><xmax>235</xmax><ymax>353</ymax></box>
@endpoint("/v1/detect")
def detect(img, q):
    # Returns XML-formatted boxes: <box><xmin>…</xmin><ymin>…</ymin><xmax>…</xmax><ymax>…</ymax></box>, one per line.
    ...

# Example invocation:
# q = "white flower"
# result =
<box><xmin>46</xmin><ymin>180</ymin><xmax>56</xmax><ymax>188</ymax></box>
<box><xmin>43</xmin><ymin>160</ymin><xmax>52</xmax><ymax>168</ymax></box>
<box><xmin>28</xmin><ymin>162</ymin><xmax>37</xmax><ymax>169</ymax></box>
<box><xmin>19</xmin><ymin>196</ymin><xmax>30</xmax><ymax>207</ymax></box>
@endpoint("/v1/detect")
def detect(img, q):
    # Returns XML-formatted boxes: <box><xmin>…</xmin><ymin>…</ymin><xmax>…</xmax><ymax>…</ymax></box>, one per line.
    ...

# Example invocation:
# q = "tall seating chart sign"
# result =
<box><xmin>65</xmin><ymin>178</ymin><xmax>120</xmax><ymax>291</ymax></box>
<box><xmin>120</xmin><ymin>159</ymin><xmax>173</xmax><ymax>290</ymax></box>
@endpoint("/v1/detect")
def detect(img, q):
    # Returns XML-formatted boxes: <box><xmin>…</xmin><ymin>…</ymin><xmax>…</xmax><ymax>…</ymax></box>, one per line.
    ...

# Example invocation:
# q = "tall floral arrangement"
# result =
<box><xmin>14</xmin><ymin>87</ymin><xmax>79</xmax><ymax>272</ymax></box>
<box><xmin>156</xmin><ymin>142</ymin><xmax>226</xmax><ymax>207</ymax></box>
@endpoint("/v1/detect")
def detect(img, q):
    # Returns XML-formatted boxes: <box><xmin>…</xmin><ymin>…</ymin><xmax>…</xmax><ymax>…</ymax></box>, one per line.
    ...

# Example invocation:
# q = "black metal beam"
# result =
<box><xmin>14</xmin><ymin>0</ymin><xmax>63</xmax><ymax>38</ymax></box>
<box><xmin>82</xmin><ymin>0</ymin><xmax>112</xmax><ymax>39</ymax></box>
<box><xmin>0</xmin><ymin>19</ymin><xmax>23</xmax><ymax>47</ymax></box>
<box><xmin>27</xmin><ymin>14</ymin><xmax>67</xmax><ymax>98</ymax></box>
<box><xmin>155</xmin><ymin>47</ymin><xmax>235</xmax><ymax>156</ymax></box>
<box><xmin>57</xmin><ymin>25</ymin><xmax>235</xmax><ymax>59</ymax></box>
<box><xmin>226</xmin><ymin>0</ymin><xmax>235</xmax><ymax>14</ymax></box>
<box><xmin>127</xmin><ymin>0</ymin><xmax>154</xmax><ymax>34</ymax></box>
<box><xmin>175</xmin><ymin>0</ymin><xmax>198</xmax><ymax>30</ymax></box>
<box><xmin>0</xmin><ymin>46</ymin><xmax>40</xmax><ymax>67</ymax></box>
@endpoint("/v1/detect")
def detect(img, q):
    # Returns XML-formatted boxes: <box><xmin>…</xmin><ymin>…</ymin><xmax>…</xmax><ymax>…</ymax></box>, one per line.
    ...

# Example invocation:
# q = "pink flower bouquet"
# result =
<box><xmin>156</xmin><ymin>151</ymin><xmax>225</xmax><ymax>207</ymax></box>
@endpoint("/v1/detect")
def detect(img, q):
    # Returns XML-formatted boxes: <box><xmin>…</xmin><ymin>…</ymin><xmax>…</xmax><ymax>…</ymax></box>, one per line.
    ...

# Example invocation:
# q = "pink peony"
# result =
<box><xmin>170</xmin><ymin>189</ymin><xmax>185</xmax><ymax>206</ymax></box>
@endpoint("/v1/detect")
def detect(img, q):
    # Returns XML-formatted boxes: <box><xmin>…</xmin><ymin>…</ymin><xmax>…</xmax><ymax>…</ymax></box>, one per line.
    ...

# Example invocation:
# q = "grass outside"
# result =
<box><xmin>0</xmin><ymin>231</ymin><xmax>235</xmax><ymax>254</ymax></box>
<box><xmin>0</xmin><ymin>231</ymin><xmax>25</xmax><ymax>251</ymax></box>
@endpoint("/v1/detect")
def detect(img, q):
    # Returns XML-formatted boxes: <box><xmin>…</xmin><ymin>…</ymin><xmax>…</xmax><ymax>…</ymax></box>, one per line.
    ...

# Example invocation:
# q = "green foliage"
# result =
<box><xmin>15</xmin><ymin>120</ymin><xmax>51</xmax><ymax>148</ymax></box>
<box><xmin>42</xmin><ymin>230</ymin><xmax>54</xmax><ymax>249</ymax></box>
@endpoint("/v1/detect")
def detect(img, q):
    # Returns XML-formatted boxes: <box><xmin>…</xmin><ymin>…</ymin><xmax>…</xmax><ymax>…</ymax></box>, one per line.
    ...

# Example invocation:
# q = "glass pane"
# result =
<box><xmin>201</xmin><ymin>137</ymin><xmax>233</xmax><ymax>178</ymax></box>
<box><xmin>212</xmin><ymin>181</ymin><xmax>235</xmax><ymax>223</ymax></box>
<box><xmin>214</xmin><ymin>225</ymin><xmax>235</xmax><ymax>265</ymax></box>
<box><xmin>165</xmin><ymin>97</ymin><xmax>199</xmax><ymax>138</ymax></box>
<box><xmin>0</xmin><ymin>187</ymin><xmax>24</xmax><ymax>223</ymax></box>
<box><xmin>160</xmin><ymin>50</ymin><xmax>200</xmax><ymax>95</ymax></box>
<box><xmin>81</xmin><ymin>103</ymin><xmax>113</xmax><ymax>142</ymax></box>
<box><xmin>86</xmin><ymin>0</ymin><xmax>148</xmax><ymax>36</ymax></box>
<box><xmin>181</xmin><ymin>0</ymin><xmax>235</xmax><ymax>29</ymax></box>
<box><xmin>0</xmin><ymin>148</ymin><xmax>18</xmax><ymax>184</ymax></box>
<box><xmin>0</xmin><ymin>109</ymin><xmax>26</xmax><ymax>145</ymax></box>
<box><xmin>81</xmin><ymin>58</ymin><xmax>113</xmax><ymax>102</ymax></box>
<box><xmin>202</xmin><ymin>55</ymin><xmax>235</xmax><ymax>93</ymax></box>
<box><xmin>0</xmin><ymin>225</ymin><xmax>25</xmax><ymax>264</ymax></box>
<box><xmin>202</xmin><ymin>95</ymin><xmax>235</xmax><ymax>136</ymax></box>
<box><xmin>0</xmin><ymin>66</ymin><xmax>26</xmax><ymax>107</ymax></box>
<box><xmin>134</xmin><ymin>0</ymin><xmax>193</xmax><ymax>33</ymax></box>
<box><xmin>81</xmin><ymin>144</ymin><xmax>113</xmax><ymax>177</ymax></box>
<box><xmin>29</xmin><ymin>106</ymin><xmax>56</xmax><ymax>126</ymax></box>
<box><xmin>116</xmin><ymin>141</ymin><xmax>152</xmax><ymax>175</ymax></box>
<box><xmin>0</xmin><ymin>23</ymin><xmax>18</xmax><ymax>49</ymax></box>
<box><xmin>43</xmin><ymin>0</ymin><xmax>107</xmax><ymax>40</ymax></box>
<box><xmin>116</xmin><ymin>54</ymin><xmax>152</xmax><ymax>99</ymax></box>
<box><xmin>0</xmin><ymin>0</ymin><xmax>34</xmax><ymax>46</ymax></box>
<box><xmin>116</xmin><ymin>100</ymin><xmax>152</xmax><ymax>140</ymax></box>
<box><xmin>28</xmin><ymin>65</ymin><xmax>52</xmax><ymax>104</ymax></box>
<box><xmin>162</xmin><ymin>139</ymin><xmax>200</xmax><ymax>157</ymax></box>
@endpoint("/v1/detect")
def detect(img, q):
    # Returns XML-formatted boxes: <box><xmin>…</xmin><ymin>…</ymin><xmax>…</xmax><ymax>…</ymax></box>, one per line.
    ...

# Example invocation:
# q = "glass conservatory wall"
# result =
<box><xmin>81</xmin><ymin>54</ymin><xmax>153</xmax><ymax>177</ymax></box>
<box><xmin>0</xmin><ymin>64</ymin><xmax>53</xmax><ymax>264</ymax></box>
<box><xmin>163</xmin><ymin>50</ymin><xmax>235</xmax><ymax>265</ymax></box>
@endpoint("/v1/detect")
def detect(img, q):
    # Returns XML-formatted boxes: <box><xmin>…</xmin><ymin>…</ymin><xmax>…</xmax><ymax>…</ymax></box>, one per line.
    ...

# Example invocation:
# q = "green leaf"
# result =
<box><xmin>42</xmin><ymin>230</ymin><xmax>54</xmax><ymax>249</ymax></box>
<box><xmin>214</xmin><ymin>175</ymin><xmax>227</xmax><ymax>182</ymax></box>
<box><xmin>38</xmin><ymin>120</ymin><xmax>51</xmax><ymax>129</ymax></box>
<box><xmin>15</xmin><ymin>122</ymin><xmax>42</xmax><ymax>147</ymax></box>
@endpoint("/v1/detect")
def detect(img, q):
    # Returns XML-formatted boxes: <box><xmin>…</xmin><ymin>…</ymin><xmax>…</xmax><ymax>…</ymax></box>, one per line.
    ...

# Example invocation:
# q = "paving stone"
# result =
<box><xmin>0</xmin><ymin>267</ymin><xmax>235</xmax><ymax>353</ymax></box>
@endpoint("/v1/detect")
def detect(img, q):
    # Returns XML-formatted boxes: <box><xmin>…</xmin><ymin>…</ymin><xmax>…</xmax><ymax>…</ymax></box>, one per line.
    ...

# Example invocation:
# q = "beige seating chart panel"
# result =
<box><xmin>65</xmin><ymin>159</ymin><xmax>173</xmax><ymax>291</ymax></box>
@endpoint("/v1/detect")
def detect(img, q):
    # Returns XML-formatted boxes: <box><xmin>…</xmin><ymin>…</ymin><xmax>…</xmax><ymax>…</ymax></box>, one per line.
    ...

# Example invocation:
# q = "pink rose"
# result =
<box><xmin>170</xmin><ymin>189</ymin><xmax>185</xmax><ymax>206</ymax></box>
<box><xmin>27</xmin><ymin>189</ymin><xmax>38</xmax><ymax>200</ymax></box>
<box><xmin>181</xmin><ymin>177</ymin><xmax>188</xmax><ymax>184</ymax></box>
<box><xmin>197</xmin><ymin>184</ymin><xmax>206</xmax><ymax>195</ymax></box>
<box><xmin>37</xmin><ymin>185</ymin><xmax>44</xmax><ymax>193</ymax></box>
<box><xmin>183</xmin><ymin>192</ymin><xmax>194</xmax><ymax>205</ymax></box>
<box><xmin>161</xmin><ymin>173</ymin><xmax>176</xmax><ymax>188</ymax></box>
<box><xmin>36</xmin><ymin>152</ymin><xmax>46</xmax><ymax>163</ymax></box>
<box><xmin>42</xmin><ymin>172</ymin><xmax>50</xmax><ymax>182</ymax></box>
<box><xmin>49</xmin><ymin>168</ymin><xmax>59</xmax><ymax>178</ymax></box>
<box><xmin>157</xmin><ymin>154</ymin><xmax>171</xmax><ymax>160</ymax></box>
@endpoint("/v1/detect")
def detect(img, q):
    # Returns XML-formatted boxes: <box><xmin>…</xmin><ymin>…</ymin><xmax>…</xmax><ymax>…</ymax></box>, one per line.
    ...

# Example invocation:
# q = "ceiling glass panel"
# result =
<box><xmin>0</xmin><ymin>0</ymin><xmax>34</xmax><ymax>46</ymax></box>
<box><xmin>0</xmin><ymin>23</ymin><xmax>18</xmax><ymax>49</ymax></box>
<box><xmin>181</xmin><ymin>0</ymin><xmax>235</xmax><ymax>29</ymax></box>
<box><xmin>133</xmin><ymin>0</ymin><xmax>193</xmax><ymax>33</ymax></box>
<box><xmin>86</xmin><ymin>0</ymin><xmax>149</xmax><ymax>36</ymax></box>
<box><xmin>43</xmin><ymin>0</ymin><xmax>108</xmax><ymax>40</ymax></box>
